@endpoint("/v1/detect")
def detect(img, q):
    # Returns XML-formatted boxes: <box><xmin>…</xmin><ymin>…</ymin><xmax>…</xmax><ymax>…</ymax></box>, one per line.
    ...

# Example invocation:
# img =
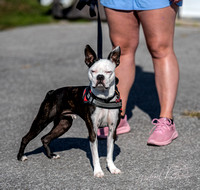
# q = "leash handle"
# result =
<box><xmin>76</xmin><ymin>0</ymin><xmax>103</xmax><ymax>59</ymax></box>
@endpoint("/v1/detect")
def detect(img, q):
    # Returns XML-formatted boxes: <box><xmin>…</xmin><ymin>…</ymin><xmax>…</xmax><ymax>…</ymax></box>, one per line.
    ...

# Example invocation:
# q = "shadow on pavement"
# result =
<box><xmin>126</xmin><ymin>66</ymin><xmax>160</xmax><ymax>120</ymax></box>
<box><xmin>24</xmin><ymin>137</ymin><xmax>121</xmax><ymax>167</ymax></box>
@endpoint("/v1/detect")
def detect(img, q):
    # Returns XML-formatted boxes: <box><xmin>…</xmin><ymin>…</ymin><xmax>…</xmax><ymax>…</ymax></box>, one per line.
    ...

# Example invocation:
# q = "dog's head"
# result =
<box><xmin>85</xmin><ymin>45</ymin><xmax>120</xmax><ymax>91</ymax></box>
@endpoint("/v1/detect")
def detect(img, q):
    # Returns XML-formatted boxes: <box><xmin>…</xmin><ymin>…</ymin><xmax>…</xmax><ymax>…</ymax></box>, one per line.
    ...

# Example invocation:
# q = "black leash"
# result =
<box><xmin>76</xmin><ymin>0</ymin><xmax>103</xmax><ymax>59</ymax></box>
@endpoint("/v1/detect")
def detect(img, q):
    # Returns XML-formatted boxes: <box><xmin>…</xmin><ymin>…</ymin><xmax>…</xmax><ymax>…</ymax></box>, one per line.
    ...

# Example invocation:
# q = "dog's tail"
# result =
<box><xmin>36</xmin><ymin>90</ymin><xmax>56</xmax><ymax>118</ymax></box>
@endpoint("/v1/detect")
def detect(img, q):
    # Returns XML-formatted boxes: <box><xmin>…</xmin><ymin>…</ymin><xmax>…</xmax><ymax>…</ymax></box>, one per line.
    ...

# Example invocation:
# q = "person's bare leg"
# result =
<box><xmin>138</xmin><ymin>4</ymin><xmax>179</xmax><ymax>119</ymax></box>
<box><xmin>105</xmin><ymin>8</ymin><xmax>140</xmax><ymax>116</ymax></box>
<box><xmin>97</xmin><ymin>9</ymin><xmax>140</xmax><ymax>138</ymax></box>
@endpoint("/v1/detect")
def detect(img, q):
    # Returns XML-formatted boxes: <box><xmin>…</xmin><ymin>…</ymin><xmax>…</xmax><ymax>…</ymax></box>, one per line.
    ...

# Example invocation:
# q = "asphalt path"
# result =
<box><xmin>0</xmin><ymin>22</ymin><xmax>200</xmax><ymax>189</ymax></box>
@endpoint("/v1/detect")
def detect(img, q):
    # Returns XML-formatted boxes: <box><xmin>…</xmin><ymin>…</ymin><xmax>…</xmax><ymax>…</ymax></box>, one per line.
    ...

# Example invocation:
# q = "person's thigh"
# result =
<box><xmin>104</xmin><ymin>8</ymin><xmax>140</xmax><ymax>54</ymax></box>
<box><xmin>137</xmin><ymin>4</ymin><xmax>178</xmax><ymax>58</ymax></box>
<box><xmin>104</xmin><ymin>8</ymin><xmax>140</xmax><ymax>115</ymax></box>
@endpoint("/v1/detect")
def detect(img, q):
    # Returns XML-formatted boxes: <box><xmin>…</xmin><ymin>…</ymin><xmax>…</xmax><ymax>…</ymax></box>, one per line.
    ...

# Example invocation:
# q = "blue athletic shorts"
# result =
<box><xmin>100</xmin><ymin>0</ymin><xmax>182</xmax><ymax>11</ymax></box>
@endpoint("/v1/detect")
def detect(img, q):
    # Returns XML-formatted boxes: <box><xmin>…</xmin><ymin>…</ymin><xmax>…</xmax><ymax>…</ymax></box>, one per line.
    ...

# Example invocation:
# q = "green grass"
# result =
<box><xmin>0</xmin><ymin>0</ymin><xmax>56</xmax><ymax>30</ymax></box>
<box><xmin>182</xmin><ymin>111</ymin><xmax>200</xmax><ymax>119</ymax></box>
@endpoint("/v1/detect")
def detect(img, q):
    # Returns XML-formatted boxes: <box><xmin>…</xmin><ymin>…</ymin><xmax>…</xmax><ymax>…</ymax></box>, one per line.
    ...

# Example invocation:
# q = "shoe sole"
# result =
<box><xmin>147</xmin><ymin>130</ymin><xmax>178</xmax><ymax>146</ymax></box>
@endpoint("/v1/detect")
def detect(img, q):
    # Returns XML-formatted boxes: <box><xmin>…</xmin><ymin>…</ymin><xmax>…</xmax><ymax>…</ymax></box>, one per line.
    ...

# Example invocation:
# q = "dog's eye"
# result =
<box><xmin>91</xmin><ymin>70</ymin><xmax>96</xmax><ymax>73</ymax></box>
<box><xmin>105</xmin><ymin>71</ymin><xmax>112</xmax><ymax>74</ymax></box>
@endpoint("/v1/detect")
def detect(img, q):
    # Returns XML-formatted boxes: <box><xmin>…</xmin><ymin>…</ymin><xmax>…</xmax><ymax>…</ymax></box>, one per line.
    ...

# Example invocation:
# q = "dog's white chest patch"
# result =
<box><xmin>92</xmin><ymin>107</ymin><xmax>119</xmax><ymax>128</ymax></box>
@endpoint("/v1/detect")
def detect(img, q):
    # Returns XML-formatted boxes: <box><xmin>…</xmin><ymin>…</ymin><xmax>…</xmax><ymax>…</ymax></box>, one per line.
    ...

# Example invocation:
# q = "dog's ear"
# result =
<box><xmin>85</xmin><ymin>45</ymin><xmax>97</xmax><ymax>67</ymax></box>
<box><xmin>107</xmin><ymin>46</ymin><xmax>121</xmax><ymax>67</ymax></box>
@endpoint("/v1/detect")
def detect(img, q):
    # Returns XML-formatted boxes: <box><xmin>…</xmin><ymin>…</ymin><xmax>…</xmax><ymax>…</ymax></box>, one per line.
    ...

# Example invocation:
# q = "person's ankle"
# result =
<box><xmin>159</xmin><ymin>116</ymin><xmax>174</xmax><ymax>124</ymax></box>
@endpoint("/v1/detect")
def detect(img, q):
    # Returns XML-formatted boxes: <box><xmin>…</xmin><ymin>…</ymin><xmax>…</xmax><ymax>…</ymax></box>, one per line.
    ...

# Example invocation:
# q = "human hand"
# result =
<box><xmin>170</xmin><ymin>0</ymin><xmax>182</xmax><ymax>3</ymax></box>
<box><xmin>76</xmin><ymin>0</ymin><xmax>97</xmax><ymax>17</ymax></box>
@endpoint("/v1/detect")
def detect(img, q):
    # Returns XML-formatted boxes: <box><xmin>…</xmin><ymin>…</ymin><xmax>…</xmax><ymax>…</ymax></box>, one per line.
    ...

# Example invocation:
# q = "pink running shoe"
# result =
<box><xmin>97</xmin><ymin>115</ymin><xmax>131</xmax><ymax>139</ymax></box>
<box><xmin>147</xmin><ymin>118</ymin><xmax>178</xmax><ymax>146</ymax></box>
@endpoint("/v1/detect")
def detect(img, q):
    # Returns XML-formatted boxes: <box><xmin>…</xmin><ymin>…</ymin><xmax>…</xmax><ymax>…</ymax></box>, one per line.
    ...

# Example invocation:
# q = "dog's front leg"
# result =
<box><xmin>107</xmin><ymin>122</ymin><xmax>121</xmax><ymax>175</ymax></box>
<box><xmin>90</xmin><ymin>138</ymin><xmax>104</xmax><ymax>177</ymax></box>
<box><xmin>86</xmin><ymin>116</ymin><xmax>104</xmax><ymax>177</ymax></box>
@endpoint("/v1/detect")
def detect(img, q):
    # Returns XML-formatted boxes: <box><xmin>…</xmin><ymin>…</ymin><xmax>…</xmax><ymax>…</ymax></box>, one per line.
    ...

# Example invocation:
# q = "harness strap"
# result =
<box><xmin>83</xmin><ymin>87</ymin><xmax>122</xmax><ymax>109</ymax></box>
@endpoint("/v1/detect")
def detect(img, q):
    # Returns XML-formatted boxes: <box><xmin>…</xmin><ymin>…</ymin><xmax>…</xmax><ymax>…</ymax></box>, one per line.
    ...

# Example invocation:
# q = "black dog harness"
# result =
<box><xmin>83</xmin><ymin>87</ymin><xmax>122</xmax><ymax>110</ymax></box>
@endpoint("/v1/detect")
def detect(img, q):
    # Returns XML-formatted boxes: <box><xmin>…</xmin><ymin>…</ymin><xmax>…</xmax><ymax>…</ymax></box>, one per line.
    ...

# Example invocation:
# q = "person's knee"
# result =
<box><xmin>147</xmin><ymin>40</ymin><xmax>173</xmax><ymax>59</ymax></box>
<box><xmin>112</xmin><ymin>38</ymin><xmax>139</xmax><ymax>58</ymax></box>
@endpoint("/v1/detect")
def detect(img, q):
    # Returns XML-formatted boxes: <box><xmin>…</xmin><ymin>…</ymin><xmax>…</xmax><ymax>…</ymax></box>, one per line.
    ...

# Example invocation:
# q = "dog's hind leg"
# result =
<box><xmin>17</xmin><ymin>91</ymin><xmax>55</xmax><ymax>161</ymax></box>
<box><xmin>41</xmin><ymin>116</ymin><xmax>73</xmax><ymax>159</ymax></box>
<box><xmin>17</xmin><ymin>117</ymin><xmax>53</xmax><ymax>161</ymax></box>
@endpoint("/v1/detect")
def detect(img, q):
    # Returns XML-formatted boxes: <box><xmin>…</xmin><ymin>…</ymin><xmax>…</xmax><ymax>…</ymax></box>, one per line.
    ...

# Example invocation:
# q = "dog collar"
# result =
<box><xmin>82</xmin><ymin>87</ymin><xmax>122</xmax><ymax>109</ymax></box>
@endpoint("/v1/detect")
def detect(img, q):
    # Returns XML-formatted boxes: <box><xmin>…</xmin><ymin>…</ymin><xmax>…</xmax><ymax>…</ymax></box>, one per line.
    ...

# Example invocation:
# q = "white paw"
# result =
<box><xmin>94</xmin><ymin>170</ymin><xmax>104</xmax><ymax>178</ymax></box>
<box><xmin>110</xmin><ymin>167</ymin><xmax>121</xmax><ymax>174</ymax></box>
<box><xmin>71</xmin><ymin>115</ymin><xmax>77</xmax><ymax>119</ymax></box>
<box><xmin>21</xmin><ymin>155</ymin><xmax>28</xmax><ymax>161</ymax></box>
<box><xmin>108</xmin><ymin>163</ymin><xmax>121</xmax><ymax>174</ymax></box>
<box><xmin>52</xmin><ymin>154</ymin><xmax>60</xmax><ymax>159</ymax></box>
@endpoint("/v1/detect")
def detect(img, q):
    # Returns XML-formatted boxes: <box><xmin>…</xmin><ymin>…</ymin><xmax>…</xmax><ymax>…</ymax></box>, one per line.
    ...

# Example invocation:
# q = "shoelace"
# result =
<box><xmin>150</xmin><ymin>118</ymin><xmax>172</xmax><ymax>134</ymax></box>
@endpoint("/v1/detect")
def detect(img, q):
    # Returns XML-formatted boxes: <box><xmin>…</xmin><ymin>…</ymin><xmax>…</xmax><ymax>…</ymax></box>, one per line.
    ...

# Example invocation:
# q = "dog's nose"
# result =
<box><xmin>97</xmin><ymin>74</ymin><xmax>105</xmax><ymax>81</ymax></box>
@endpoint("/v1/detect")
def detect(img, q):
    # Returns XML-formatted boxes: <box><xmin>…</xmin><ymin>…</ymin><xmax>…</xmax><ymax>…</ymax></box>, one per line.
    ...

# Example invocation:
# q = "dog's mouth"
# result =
<box><xmin>95</xmin><ymin>81</ymin><xmax>108</xmax><ymax>89</ymax></box>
